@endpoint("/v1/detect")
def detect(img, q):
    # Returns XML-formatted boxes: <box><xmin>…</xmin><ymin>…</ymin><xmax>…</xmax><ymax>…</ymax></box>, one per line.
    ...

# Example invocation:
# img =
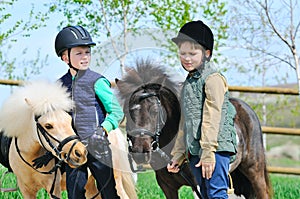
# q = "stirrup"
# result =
<box><xmin>0</xmin><ymin>171</ymin><xmax>18</xmax><ymax>192</ymax></box>
<box><xmin>227</xmin><ymin>173</ymin><xmax>234</xmax><ymax>194</ymax></box>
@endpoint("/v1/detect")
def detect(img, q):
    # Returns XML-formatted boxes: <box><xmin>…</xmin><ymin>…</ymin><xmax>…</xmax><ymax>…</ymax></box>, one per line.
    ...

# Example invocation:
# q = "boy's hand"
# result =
<box><xmin>167</xmin><ymin>161</ymin><xmax>180</xmax><ymax>173</ymax></box>
<box><xmin>196</xmin><ymin>161</ymin><xmax>215</xmax><ymax>179</ymax></box>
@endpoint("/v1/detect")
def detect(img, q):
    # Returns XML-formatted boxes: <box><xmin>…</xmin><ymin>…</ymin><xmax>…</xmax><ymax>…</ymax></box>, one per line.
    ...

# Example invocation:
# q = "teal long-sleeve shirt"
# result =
<box><xmin>94</xmin><ymin>78</ymin><xmax>124</xmax><ymax>133</ymax></box>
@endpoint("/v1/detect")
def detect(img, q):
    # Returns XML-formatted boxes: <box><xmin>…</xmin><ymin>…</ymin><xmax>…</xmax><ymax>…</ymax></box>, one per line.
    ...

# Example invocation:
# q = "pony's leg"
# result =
<box><xmin>155</xmin><ymin>170</ymin><xmax>180</xmax><ymax>199</ymax></box>
<box><xmin>61</xmin><ymin>172</ymin><xmax>67</xmax><ymax>191</ymax></box>
<box><xmin>249</xmin><ymin>167</ymin><xmax>271</xmax><ymax>199</ymax></box>
<box><xmin>85</xmin><ymin>172</ymin><xmax>101</xmax><ymax>199</ymax></box>
<box><xmin>17</xmin><ymin>182</ymin><xmax>39</xmax><ymax>199</ymax></box>
<box><xmin>235</xmin><ymin>162</ymin><xmax>271</xmax><ymax>199</ymax></box>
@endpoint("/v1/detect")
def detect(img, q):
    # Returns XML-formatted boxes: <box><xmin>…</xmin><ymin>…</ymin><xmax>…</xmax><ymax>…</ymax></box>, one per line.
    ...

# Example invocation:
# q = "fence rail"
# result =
<box><xmin>262</xmin><ymin>126</ymin><xmax>300</xmax><ymax>136</ymax></box>
<box><xmin>267</xmin><ymin>166</ymin><xmax>300</xmax><ymax>175</ymax></box>
<box><xmin>1</xmin><ymin>79</ymin><xmax>300</xmax><ymax>175</ymax></box>
<box><xmin>262</xmin><ymin>127</ymin><xmax>300</xmax><ymax>175</ymax></box>
<box><xmin>0</xmin><ymin>79</ymin><xmax>21</xmax><ymax>86</ymax></box>
<box><xmin>229</xmin><ymin>85</ymin><xmax>299</xmax><ymax>95</ymax></box>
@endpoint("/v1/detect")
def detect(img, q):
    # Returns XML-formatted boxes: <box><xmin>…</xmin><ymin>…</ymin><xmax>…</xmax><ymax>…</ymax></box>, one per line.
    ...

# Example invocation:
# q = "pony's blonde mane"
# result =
<box><xmin>0</xmin><ymin>80</ymin><xmax>73</xmax><ymax>138</ymax></box>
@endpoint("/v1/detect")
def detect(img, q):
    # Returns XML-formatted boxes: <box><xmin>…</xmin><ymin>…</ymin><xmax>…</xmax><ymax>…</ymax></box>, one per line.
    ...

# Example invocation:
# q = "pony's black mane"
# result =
<box><xmin>116</xmin><ymin>59</ymin><xmax>180</xmax><ymax>100</ymax></box>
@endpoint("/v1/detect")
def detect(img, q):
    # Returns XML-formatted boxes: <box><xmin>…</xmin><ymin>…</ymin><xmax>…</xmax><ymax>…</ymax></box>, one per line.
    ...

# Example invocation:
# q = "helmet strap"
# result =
<box><xmin>67</xmin><ymin>48</ymin><xmax>79</xmax><ymax>72</ymax></box>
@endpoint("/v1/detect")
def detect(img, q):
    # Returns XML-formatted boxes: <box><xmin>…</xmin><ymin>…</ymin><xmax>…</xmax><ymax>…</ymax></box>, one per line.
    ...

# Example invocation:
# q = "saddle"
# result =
<box><xmin>0</xmin><ymin>131</ymin><xmax>12</xmax><ymax>172</ymax></box>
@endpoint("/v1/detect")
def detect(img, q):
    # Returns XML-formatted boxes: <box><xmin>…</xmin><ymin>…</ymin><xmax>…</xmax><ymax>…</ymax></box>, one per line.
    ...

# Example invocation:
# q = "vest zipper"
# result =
<box><xmin>72</xmin><ymin>74</ymin><xmax>77</xmax><ymax>126</ymax></box>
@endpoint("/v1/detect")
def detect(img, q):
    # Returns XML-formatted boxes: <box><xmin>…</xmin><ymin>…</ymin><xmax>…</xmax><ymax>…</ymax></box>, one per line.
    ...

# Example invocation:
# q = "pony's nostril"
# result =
<box><xmin>75</xmin><ymin>150</ymin><xmax>81</xmax><ymax>158</ymax></box>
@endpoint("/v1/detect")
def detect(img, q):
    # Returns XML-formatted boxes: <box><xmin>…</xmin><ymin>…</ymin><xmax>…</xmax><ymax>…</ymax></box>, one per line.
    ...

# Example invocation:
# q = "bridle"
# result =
<box><xmin>14</xmin><ymin>111</ymin><xmax>81</xmax><ymax>199</ymax></box>
<box><xmin>125</xmin><ymin>84</ymin><xmax>204</xmax><ymax>198</ymax></box>
<box><xmin>127</xmin><ymin>90</ymin><xmax>166</xmax><ymax>149</ymax></box>
<box><xmin>15</xmin><ymin>112</ymin><xmax>80</xmax><ymax>174</ymax></box>
<box><xmin>126</xmin><ymin>85</ymin><xmax>170</xmax><ymax>172</ymax></box>
<box><xmin>127</xmin><ymin>91</ymin><xmax>165</xmax><ymax>149</ymax></box>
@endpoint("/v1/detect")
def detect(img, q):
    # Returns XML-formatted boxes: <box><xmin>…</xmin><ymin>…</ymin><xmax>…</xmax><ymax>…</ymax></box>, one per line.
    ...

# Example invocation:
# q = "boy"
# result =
<box><xmin>167</xmin><ymin>20</ymin><xmax>237</xmax><ymax>199</ymax></box>
<box><xmin>55</xmin><ymin>25</ymin><xmax>123</xmax><ymax>199</ymax></box>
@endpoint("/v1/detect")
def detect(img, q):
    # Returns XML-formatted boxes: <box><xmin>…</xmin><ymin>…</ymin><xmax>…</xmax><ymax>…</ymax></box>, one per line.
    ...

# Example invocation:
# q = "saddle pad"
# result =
<box><xmin>0</xmin><ymin>131</ymin><xmax>12</xmax><ymax>171</ymax></box>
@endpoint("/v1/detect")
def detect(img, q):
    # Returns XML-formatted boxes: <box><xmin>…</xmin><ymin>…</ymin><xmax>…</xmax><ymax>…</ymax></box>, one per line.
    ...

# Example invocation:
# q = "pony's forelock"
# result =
<box><xmin>0</xmin><ymin>80</ymin><xmax>73</xmax><ymax>137</ymax></box>
<box><xmin>24</xmin><ymin>81</ymin><xmax>73</xmax><ymax>115</ymax></box>
<box><xmin>117</xmin><ymin>59</ymin><xmax>179</xmax><ymax>100</ymax></box>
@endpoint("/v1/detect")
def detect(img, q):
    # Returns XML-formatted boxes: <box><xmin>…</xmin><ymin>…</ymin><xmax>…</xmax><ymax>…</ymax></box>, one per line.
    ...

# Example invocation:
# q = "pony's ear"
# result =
<box><xmin>115</xmin><ymin>78</ymin><xmax>121</xmax><ymax>88</ymax></box>
<box><xmin>25</xmin><ymin>98</ymin><xmax>34</xmax><ymax>109</ymax></box>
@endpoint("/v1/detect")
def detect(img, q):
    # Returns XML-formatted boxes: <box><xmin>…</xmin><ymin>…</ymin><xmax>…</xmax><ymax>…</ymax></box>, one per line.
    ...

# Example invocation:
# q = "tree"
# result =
<box><xmin>47</xmin><ymin>0</ymin><xmax>229</xmax><ymax>76</ymax></box>
<box><xmin>226</xmin><ymin>0</ymin><xmax>300</xmax><ymax>147</ymax></box>
<box><xmin>0</xmin><ymin>0</ymin><xmax>50</xmax><ymax>80</ymax></box>
<box><xmin>227</xmin><ymin>0</ymin><xmax>300</xmax><ymax>90</ymax></box>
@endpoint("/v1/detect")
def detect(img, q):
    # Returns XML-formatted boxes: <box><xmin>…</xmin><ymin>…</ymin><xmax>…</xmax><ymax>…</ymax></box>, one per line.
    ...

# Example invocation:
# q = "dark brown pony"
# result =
<box><xmin>115</xmin><ymin>60</ymin><xmax>272</xmax><ymax>199</ymax></box>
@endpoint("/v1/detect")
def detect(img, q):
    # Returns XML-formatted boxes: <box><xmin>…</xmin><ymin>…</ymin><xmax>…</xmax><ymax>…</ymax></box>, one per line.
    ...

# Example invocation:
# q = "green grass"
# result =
<box><xmin>270</xmin><ymin>175</ymin><xmax>300</xmax><ymax>199</ymax></box>
<box><xmin>1</xmin><ymin>165</ymin><xmax>300</xmax><ymax>198</ymax></box>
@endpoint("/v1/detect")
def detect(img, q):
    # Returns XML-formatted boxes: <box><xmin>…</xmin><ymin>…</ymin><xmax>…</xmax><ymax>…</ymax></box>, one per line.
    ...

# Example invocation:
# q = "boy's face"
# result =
<box><xmin>63</xmin><ymin>46</ymin><xmax>91</xmax><ymax>71</ymax></box>
<box><xmin>178</xmin><ymin>41</ymin><xmax>209</xmax><ymax>72</ymax></box>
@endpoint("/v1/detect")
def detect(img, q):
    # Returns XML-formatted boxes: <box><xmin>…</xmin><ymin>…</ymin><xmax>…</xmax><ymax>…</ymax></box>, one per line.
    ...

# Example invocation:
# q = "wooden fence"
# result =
<box><xmin>1</xmin><ymin>79</ymin><xmax>300</xmax><ymax>175</ymax></box>
<box><xmin>229</xmin><ymin>85</ymin><xmax>300</xmax><ymax>176</ymax></box>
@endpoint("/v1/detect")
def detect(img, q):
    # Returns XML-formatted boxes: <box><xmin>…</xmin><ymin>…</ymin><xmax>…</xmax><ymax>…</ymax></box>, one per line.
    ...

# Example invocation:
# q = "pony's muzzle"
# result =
<box><xmin>62</xmin><ymin>141</ymin><xmax>88</xmax><ymax>168</ymax></box>
<box><xmin>131</xmin><ymin>152</ymin><xmax>151</xmax><ymax>164</ymax></box>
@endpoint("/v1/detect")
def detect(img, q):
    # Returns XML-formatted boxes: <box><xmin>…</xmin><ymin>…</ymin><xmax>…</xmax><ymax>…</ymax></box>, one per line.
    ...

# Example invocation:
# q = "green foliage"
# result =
<box><xmin>45</xmin><ymin>0</ymin><xmax>229</xmax><ymax>72</ymax></box>
<box><xmin>241</xmin><ymin>93</ymin><xmax>300</xmax><ymax>128</ymax></box>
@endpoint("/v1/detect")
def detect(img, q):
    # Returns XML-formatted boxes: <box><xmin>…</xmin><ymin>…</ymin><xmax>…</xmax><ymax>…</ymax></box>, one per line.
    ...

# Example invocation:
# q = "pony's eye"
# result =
<box><xmin>44</xmin><ymin>123</ymin><xmax>53</xmax><ymax>129</ymax></box>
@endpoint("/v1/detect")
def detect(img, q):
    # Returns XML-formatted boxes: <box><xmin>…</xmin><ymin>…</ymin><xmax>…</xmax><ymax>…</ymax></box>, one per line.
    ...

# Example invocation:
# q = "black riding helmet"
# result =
<box><xmin>172</xmin><ymin>20</ymin><xmax>214</xmax><ymax>59</ymax></box>
<box><xmin>55</xmin><ymin>25</ymin><xmax>96</xmax><ymax>57</ymax></box>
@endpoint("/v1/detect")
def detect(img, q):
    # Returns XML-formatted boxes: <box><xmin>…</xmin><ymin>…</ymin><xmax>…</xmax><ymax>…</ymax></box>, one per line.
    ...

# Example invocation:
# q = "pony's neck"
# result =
<box><xmin>17</xmin><ymin>130</ymin><xmax>43</xmax><ymax>155</ymax></box>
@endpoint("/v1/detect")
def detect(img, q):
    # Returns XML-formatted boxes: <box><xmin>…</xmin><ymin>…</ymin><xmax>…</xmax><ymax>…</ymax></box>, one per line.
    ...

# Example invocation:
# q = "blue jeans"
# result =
<box><xmin>66</xmin><ymin>153</ymin><xmax>120</xmax><ymax>199</ymax></box>
<box><xmin>189</xmin><ymin>152</ymin><xmax>230</xmax><ymax>199</ymax></box>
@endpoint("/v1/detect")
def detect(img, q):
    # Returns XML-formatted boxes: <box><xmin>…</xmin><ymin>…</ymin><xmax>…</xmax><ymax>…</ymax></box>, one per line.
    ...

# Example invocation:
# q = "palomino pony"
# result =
<box><xmin>115</xmin><ymin>60</ymin><xmax>272</xmax><ymax>199</ymax></box>
<box><xmin>0</xmin><ymin>81</ymin><xmax>88</xmax><ymax>198</ymax></box>
<box><xmin>0</xmin><ymin>81</ymin><xmax>137</xmax><ymax>199</ymax></box>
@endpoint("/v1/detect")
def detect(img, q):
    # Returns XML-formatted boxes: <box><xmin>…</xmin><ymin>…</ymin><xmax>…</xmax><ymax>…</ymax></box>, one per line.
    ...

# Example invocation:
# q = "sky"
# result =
<box><xmin>1</xmin><ymin>0</ymin><xmax>299</xmax><ymax>106</ymax></box>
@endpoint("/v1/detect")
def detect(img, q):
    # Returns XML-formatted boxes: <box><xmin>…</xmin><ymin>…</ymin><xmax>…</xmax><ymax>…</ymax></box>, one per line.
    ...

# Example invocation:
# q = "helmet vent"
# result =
<box><xmin>76</xmin><ymin>26</ymin><xmax>89</xmax><ymax>40</ymax></box>
<box><xmin>70</xmin><ymin>29</ymin><xmax>79</xmax><ymax>39</ymax></box>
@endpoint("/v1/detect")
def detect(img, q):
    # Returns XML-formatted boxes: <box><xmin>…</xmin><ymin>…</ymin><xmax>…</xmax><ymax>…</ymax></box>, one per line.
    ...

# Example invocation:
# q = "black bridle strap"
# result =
<box><xmin>14</xmin><ymin>138</ymin><xmax>56</xmax><ymax>175</ymax></box>
<box><xmin>57</xmin><ymin>135</ymin><xmax>79</xmax><ymax>151</ymax></box>
<box><xmin>64</xmin><ymin>139</ymin><xmax>78</xmax><ymax>162</ymax></box>
<box><xmin>49</xmin><ymin>169</ymin><xmax>60</xmax><ymax>199</ymax></box>
<box><xmin>127</xmin><ymin>129</ymin><xmax>155</xmax><ymax>137</ymax></box>
<box><xmin>36</xmin><ymin>123</ymin><xmax>61</xmax><ymax>157</ymax></box>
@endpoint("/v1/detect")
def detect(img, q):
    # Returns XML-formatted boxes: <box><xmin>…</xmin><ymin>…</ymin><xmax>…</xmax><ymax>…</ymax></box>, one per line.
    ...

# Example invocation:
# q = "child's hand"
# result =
<box><xmin>167</xmin><ymin>161</ymin><xmax>180</xmax><ymax>173</ymax></box>
<box><xmin>196</xmin><ymin>161</ymin><xmax>215</xmax><ymax>179</ymax></box>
